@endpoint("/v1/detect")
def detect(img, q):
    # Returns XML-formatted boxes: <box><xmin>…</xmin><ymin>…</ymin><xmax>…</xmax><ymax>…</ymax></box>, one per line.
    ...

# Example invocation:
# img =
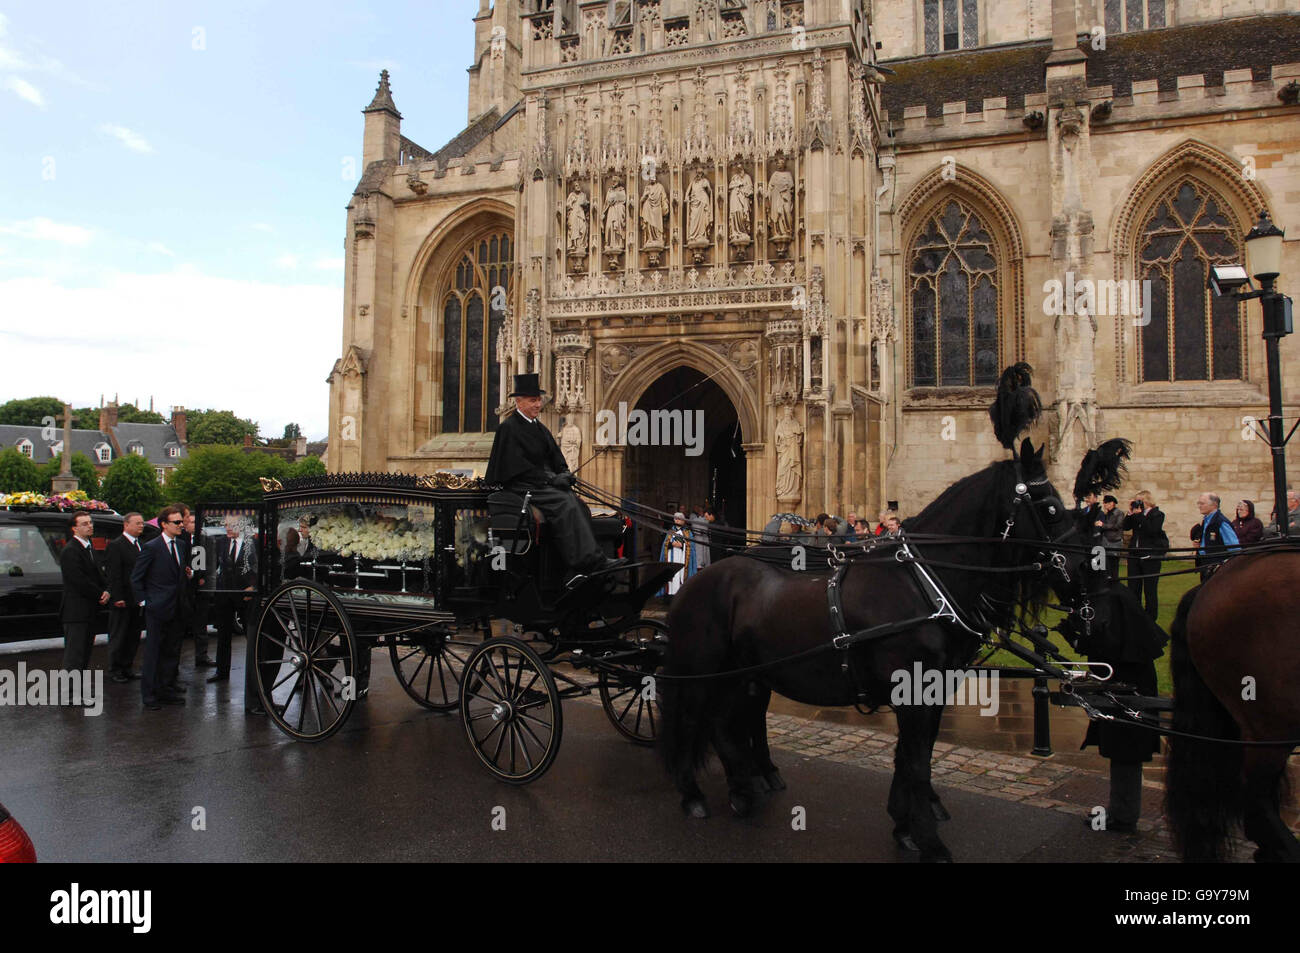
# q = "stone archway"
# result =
<box><xmin>620</xmin><ymin>366</ymin><xmax>746</xmax><ymax>562</ymax></box>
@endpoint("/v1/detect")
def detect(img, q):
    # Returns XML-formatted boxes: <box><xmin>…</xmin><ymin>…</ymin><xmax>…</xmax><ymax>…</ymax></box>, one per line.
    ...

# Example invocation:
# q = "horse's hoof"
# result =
<box><xmin>930</xmin><ymin>799</ymin><xmax>951</xmax><ymax>822</ymax></box>
<box><xmin>682</xmin><ymin>798</ymin><xmax>709</xmax><ymax>819</ymax></box>
<box><xmin>763</xmin><ymin>769</ymin><xmax>787</xmax><ymax>792</ymax></box>
<box><xmin>728</xmin><ymin>791</ymin><xmax>753</xmax><ymax>818</ymax></box>
<box><xmin>892</xmin><ymin>829</ymin><xmax>920</xmax><ymax>852</ymax></box>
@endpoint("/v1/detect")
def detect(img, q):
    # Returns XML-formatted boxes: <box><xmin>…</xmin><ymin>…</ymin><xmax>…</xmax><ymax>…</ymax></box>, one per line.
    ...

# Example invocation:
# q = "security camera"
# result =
<box><xmin>1209</xmin><ymin>264</ymin><xmax>1251</xmax><ymax>297</ymax></box>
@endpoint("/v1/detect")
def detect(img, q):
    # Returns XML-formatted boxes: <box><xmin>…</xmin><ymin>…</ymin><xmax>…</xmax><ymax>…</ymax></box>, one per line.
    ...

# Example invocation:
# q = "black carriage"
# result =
<box><xmin>196</xmin><ymin>472</ymin><xmax>680</xmax><ymax>784</ymax></box>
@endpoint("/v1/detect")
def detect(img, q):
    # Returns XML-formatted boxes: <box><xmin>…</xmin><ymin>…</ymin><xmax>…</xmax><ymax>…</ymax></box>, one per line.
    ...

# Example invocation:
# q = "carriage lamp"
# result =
<box><xmin>1211</xmin><ymin>210</ymin><xmax>1293</xmax><ymax>536</ymax></box>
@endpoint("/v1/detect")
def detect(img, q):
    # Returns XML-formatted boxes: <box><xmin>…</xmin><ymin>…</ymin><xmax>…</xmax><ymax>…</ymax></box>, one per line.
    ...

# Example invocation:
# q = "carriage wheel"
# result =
<box><xmin>460</xmin><ymin>637</ymin><xmax>562</xmax><ymax>785</ymax></box>
<box><xmin>597</xmin><ymin>618</ymin><xmax>668</xmax><ymax>746</ymax></box>
<box><xmin>254</xmin><ymin>580</ymin><xmax>356</xmax><ymax>742</ymax></box>
<box><xmin>388</xmin><ymin>626</ymin><xmax>479</xmax><ymax>712</ymax></box>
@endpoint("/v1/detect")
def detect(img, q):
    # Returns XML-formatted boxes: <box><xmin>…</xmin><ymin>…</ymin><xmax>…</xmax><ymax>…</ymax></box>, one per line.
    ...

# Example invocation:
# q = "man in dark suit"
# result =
<box><xmin>60</xmin><ymin>511</ymin><xmax>110</xmax><ymax>670</ymax></box>
<box><xmin>105</xmin><ymin>511</ymin><xmax>145</xmax><ymax>682</ymax></box>
<box><xmin>131</xmin><ymin>504</ymin><xmax>191</xmax><ymax>710</ymax></box>
<box><xmin>209</xmin><ymin>514</ymin><xmax>257</xmax><ymax>683</ymax></box>
<box><xmin>181</xmin><ymin>508</ymin><xmax>214</xmax><ymax>667</ymax></box>
<box><xmin>486</xmin><ymin>373</ymin><xmax>625</xmax><ymax>579</ymax></box>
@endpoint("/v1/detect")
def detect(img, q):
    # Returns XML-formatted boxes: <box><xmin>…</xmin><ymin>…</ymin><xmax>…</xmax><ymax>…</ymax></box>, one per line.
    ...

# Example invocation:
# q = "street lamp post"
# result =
<box><xmin>1214</xmin><ymin>212</ymin><xmax>1293</xmax><ymax>537</ymax></box>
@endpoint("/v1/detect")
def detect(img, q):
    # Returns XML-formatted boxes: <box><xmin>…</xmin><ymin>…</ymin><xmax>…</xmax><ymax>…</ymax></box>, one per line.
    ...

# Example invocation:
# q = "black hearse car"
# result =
<box><xmin>0</xmin><ymin>509</ymin><xmax>124</xmax><ymax>644</ymax></box>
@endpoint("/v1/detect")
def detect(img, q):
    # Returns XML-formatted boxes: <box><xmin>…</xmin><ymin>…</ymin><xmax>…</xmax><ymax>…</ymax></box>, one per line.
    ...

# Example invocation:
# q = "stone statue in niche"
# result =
<box><xmin>774</xmin><ymin>403</ymin><xmax>803</xmax><ymax>502</ymax></box>
<box><xmin>640</xmin><ymin>169</ymin><xmax>668</xmax><ymax>249</ymax></box>
<box><xmin>728</xmin><ymin>163</ymin><xmax>753</xmax><ymax>245</ymax></box>
<box><xmin>767</xmin><ymin>155</ymin><xmax>794</xmax><ymax>240</ymax></box>
<box><xmin>559</xmin><ymin>417</ymin><xmax>582</xmax><ymax>473</ymax></box>
<box><xmin>685</xmin><ymin>167</ymin><xmax>713</xmax><ymax>247</ymax></box>
<box><xmin>566</xmin><ymin>185</ymin><xmax>589</xmax><ymax>258</ymax></box>
<box><xmin>603</xmin><ymin>176</ymin><xmax>628</xmax><ymax>252</ymax></box>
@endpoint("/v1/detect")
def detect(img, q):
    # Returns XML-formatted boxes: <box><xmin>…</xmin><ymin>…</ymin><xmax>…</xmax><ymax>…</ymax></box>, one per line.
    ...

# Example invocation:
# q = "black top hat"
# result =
<box><xmin>508</xmin><ymin>373</ymin><xmax>546</xmax><ymax>398</ymax></box>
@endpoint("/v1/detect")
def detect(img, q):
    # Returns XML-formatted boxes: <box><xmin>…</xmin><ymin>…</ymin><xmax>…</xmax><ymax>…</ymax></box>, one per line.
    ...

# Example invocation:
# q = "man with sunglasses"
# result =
<box><xmin>131</xmin><ymin>505</ymin><xmax>192</xmax><ymax>710</ymax></box>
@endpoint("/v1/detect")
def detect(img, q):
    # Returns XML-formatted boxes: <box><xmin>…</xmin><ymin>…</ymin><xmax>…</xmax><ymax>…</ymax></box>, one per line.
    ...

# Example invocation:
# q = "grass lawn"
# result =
<box><xmin>980</xmin><ymin>559</ymin><xmax>1199</xmax><ymax>696</ymax></box>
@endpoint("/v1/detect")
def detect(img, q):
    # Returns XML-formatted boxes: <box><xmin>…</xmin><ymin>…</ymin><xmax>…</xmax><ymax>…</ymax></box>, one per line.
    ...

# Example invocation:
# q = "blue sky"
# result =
<box><xmin>0</xmin><ymin>1</ymin><xmax>482</xmax><ymax>439</ymax></box>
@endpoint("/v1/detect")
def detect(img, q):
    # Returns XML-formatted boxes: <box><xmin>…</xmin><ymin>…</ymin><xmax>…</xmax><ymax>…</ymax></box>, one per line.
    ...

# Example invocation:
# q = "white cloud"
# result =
<box><xmin>314</xmin><ymin>257</ymin><xmax>344</xmax><ymax>271</ymax></box>
<box><xmin>0</xmin><ymin>217</ymin><xmax>93</xmax><ymax>245</ymax></box>
<box><xmin>99</xmin><ymin>123</ymin><xmax>153</xmax><ymax>154</ymax></box>
<box><xmin>0</xmin><ymin>269</ymin><xmax>339</xmax><ymax>437</ymax></box>
<box><xmin>251</xmin><ymin>223</ymin><xmax>275</xmax><ymax>233</ymax></box>
<box><xmin>274</xmin><ymin>253</ymin><xmax>300</xmax><ymax>269</ymax></box>
<box><xmin>0</xmin><ymin>14</ymin><xmax>92</xmax><ymax>87</ymax></box>
<box><xmin>3</xmin><ymin>75</ymin><xmax>44</xmax><ymax>107</ymax></box>
<box><xmin>147</xmin><ymin>241</ymin><xmax>176</xmax><ymax>257</ymax></box>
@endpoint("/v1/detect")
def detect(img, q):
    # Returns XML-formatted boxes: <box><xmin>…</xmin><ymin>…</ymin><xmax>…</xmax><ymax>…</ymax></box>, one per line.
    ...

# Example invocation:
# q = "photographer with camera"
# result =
<box><xmin>1121</xmin><ymin>490</ymin><xmax>1167</xmax><ymax>620</ymax></box>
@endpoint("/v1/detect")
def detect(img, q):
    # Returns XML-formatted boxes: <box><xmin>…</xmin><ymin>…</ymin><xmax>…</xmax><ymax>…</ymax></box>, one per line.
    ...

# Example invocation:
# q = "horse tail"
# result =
<box><xmin>658</xmin><ymin>572</ymin><xmax>722</xmax><ymax>784</ymax></box>
<box><xmin>1164</xmin><ymin>585</ymin><xmax>1243</xmax><ymax>861</ymax></box>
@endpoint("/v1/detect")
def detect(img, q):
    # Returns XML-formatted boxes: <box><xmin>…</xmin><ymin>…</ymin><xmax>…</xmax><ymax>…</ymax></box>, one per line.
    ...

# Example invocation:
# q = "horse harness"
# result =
<box><xmin>823</xmin><ymin>467</ymin><xmax>1087</xmax><ymax>706</ymax></box>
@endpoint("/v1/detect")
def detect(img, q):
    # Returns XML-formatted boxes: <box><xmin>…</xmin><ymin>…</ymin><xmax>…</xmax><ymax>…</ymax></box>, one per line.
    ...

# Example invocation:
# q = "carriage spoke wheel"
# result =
<box><xmin>598</xmin><ymin>618</ymin><xmax>667</xmax><ymax>746</ymax></box>
<box><xmin>460</xmin><ymin>637</ymin><xmax>562</xmax><ymax>785</ymax></box>
<box><xmin>254</xmin><ymin>580</ymin><xmax>356</xmax><ymax>742</ymax></box>
<box><xmin>389</xmin><ymin>626</ymin><xmax>478</xmax><ymax>712</ymax></box>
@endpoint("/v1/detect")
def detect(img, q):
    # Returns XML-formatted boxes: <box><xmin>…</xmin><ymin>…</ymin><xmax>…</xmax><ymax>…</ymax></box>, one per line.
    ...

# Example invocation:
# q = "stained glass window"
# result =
<box><xmin>923</xmin><ymin>0</ymin><xmax>939</xmax><ymax>53</ymax></box>
<box><xmin>1138</xmin><ymin>181</ymin><xmax>1243</xmax><ymax>382</ymax></box>
<box><xmin>924</xmin><ymin>0</ymin><xmax>976</xmax><ymax>52</ymax></box>
<box><xmin>441</xmin><ymin>232</ymin><xmax>513</xmax><ymax>433</ymax></box>
<box><xmin>909</xmin><ymin>199</ymin><xmax>1000</xmax><ymax>387</ymax></box>
<box><xmin>942</xmin><ymin>0</ymin><xmax>958</xmax><ymax>50</ymax></box>
<box><xmin>961</xmin><ymin>0</ymin><xmax>978</xmax><ymax>47</ymax></box>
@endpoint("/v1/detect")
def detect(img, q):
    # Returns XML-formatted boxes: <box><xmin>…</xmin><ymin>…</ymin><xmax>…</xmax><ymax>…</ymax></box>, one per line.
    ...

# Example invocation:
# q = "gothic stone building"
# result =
<box><xmin>327</xmin><ymin>0</ymin><xmax>1300</xmax><ymax>544</ymax></box>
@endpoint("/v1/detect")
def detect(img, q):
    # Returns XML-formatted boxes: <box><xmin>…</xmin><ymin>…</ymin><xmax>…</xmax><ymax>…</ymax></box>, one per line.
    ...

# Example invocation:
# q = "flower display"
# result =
<box><xmin>309</xmin><ymin>511</ymin><xmax>437</xmax><ymax>562</ymax></box>
<box><xmin>1</xmin><ymin>491</ymin><xmax>112</xmax><ymax>512</ymax></box>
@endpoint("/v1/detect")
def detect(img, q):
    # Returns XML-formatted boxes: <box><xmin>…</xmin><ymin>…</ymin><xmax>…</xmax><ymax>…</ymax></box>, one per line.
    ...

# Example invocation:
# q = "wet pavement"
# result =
<box><xmin>0</xmin><ymin>637</ymin><xmax>1146</xmax><ymax>863</ymax></box>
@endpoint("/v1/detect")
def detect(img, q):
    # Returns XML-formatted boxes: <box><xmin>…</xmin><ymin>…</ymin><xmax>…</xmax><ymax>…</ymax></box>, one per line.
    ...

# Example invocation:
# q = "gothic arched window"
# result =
<box><xmin>908</xmin><ymin>198</ymin><xmax>999</xmax><ymax>387</ymax></box>
<box><xmin>441</xmin><ymin>232</ymin><xmax>512</xmax><ymax>433</ymax></box>
<box><xmin>1137</xmin><ymin>180</ymin><xmax>1244</xmax><ymax>382</ymax></box>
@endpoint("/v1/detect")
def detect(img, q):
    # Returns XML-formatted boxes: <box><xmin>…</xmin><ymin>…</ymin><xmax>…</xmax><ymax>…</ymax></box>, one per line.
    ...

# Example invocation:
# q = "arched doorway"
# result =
<box><xmin>622</xmin><ymin>366</ymin><xmax>746</xmax><ymax>562</ymax></box>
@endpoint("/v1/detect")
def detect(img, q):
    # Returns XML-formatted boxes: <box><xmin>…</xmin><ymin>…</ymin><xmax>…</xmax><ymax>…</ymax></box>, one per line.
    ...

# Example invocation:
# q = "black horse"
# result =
<box><xmin>660</xmin><ymin>366</ymin><xmax>1097</xmax><ymax>862</ymax></box>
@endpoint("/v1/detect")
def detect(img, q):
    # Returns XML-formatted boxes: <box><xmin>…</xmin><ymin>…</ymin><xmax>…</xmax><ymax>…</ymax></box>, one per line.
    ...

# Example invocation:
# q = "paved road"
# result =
<box><xmin>2</xmin><ymin>643</ymin><xmax>1122</xmax><ymax>862</ymax></box>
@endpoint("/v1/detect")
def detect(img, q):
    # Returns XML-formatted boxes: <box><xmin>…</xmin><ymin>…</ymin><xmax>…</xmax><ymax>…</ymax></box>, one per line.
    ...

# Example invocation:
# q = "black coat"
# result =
<box><xmin>486</xmin><ymin>411</ymin><xmax>567</xmax><ymax>490</ymax></box>
<box><xmin>215</xmin><ymin>537</ymin><xmax>257</xmax><ymax>592</ymax></box>
<box><xmin>59</xmin><ymin>538</ymin><xmax>106</xmax><ymax>623</ymax></box>
<box><xmin>1122</xmin><ymin>506</ymin><xmax>1167</xmax><ymax>556</ymax></box>
<box><xmin>131</xmin><ymin>534</ymin><xmax>190</xmax><ymax>621</ymax></box>
<box><xmin>105</xmin><ymin>533</ymin><xmax>142</xmax><ymax>605</ymax></box>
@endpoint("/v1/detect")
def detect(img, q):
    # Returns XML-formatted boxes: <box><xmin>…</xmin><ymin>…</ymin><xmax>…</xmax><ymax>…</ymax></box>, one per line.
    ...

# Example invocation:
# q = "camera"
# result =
<box><xmin>1130</xmin><ymin>499</ymin><xmax>1143</xmax><ymax>511</ymax></box>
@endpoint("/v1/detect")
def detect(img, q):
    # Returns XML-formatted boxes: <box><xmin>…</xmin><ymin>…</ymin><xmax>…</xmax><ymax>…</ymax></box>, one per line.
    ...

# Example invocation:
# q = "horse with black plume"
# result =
<box><xmin>659</xmin><ymin>363</ymin><xmax>1099</xmax><ymax>862</ymax></box>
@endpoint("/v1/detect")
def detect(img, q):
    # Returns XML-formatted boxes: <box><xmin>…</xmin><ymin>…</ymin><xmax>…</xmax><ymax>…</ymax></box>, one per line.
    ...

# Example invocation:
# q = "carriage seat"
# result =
<box><xmin>488</xmin><ymin>490</ymin><xmax>544</xmax><ymax>554</ymax></box>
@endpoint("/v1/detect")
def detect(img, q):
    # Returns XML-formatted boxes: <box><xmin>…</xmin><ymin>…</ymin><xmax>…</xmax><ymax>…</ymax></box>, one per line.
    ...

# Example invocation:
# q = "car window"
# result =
<box><xmin>0</xmin><ymin>525</ymin><xmax>60</xmax><ymax>576</ymax></box>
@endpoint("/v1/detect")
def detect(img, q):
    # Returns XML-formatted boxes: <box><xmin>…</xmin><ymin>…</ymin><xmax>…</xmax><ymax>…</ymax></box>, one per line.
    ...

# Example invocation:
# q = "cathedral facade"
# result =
<box><xmin>327</xmin><ymin>0</ymin><xmax>1300</xmax><ymax>538</ymax></box>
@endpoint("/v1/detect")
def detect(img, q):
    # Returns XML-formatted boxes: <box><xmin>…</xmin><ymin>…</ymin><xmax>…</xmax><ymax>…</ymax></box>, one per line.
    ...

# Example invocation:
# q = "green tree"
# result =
<box><xmin>100</xmin><ymin>454</ymin><xmax>164</xmax><ymax>515</ymax></box>
<box><xmin>40</xmin><ymin>452</ymin><xmax>101</xmax><ymax>498</ymax></box>
<box><xmin>73</xmin><ymin>407</ymin><xmax>100</xmax><ymax>430</ymax></box>
<box><xmin>283</xmin><ymin>422</ymin><xmax>302</xmax><ymax>441</ymax></box>
<box><xmin>115</xmin><ymin>402</ymin><xmax>166</xmax><ymax>424</ymax></box>
<box><xmin>165</xmin><ymin>446</ymin><xmax>291</xmax><ymax>505</ymax></box>
<box><xmin>0</xmin><ymin>396</ymin><xmax>66</xmax><ymax>428</ymax></box>
<box><xmin>186</xmin><ymin>409</ymin><xmax>259</xmax><ymax>446</ymax></box>
<box><xmin>288</xmin><ymin>456</ymin><xmax>326</xmax><ymax>479</ymax></box>
<box><xmin>0</xmin><ymin>447</ymin><xmax>45</xmax><ymax>493</ymax></box>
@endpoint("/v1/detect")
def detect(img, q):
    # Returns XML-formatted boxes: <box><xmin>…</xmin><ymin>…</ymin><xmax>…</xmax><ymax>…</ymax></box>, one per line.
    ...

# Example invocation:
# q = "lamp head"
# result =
<box><xmin>1244</xmin><ymin>210</ymin><xmax>1285</xmax><ymax>284</ymax></box>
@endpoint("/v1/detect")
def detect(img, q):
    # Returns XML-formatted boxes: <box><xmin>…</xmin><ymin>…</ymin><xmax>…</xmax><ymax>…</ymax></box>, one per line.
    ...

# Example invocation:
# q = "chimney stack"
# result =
<box><xmin>99</xmin><ymin>400</ymin><xmax>119</xmax><ymax>433</ymax></box>
<box><xmin>243</xmin><ymin>433</ymin><xmax>254</xmax><ymax>449</ymax></box>
<box><xmin>171</xmin><ymin>406</ymin><xmax>188</xmax><ymax>445</ymax></box>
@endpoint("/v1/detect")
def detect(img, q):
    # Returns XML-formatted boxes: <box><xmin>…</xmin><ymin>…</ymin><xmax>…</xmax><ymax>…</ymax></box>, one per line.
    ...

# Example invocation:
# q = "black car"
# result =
<box><xmin>0</xmin><ymin>509</ymin><xmax>124</xmax><ymax>644</ymax></box>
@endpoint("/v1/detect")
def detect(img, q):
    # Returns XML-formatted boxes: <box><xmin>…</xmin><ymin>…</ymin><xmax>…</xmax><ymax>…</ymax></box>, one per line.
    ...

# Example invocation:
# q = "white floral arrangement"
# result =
<box><xmin>309</xmin><ymin>512</ymin><xmax>437</xmax><ymax>562</ymax></box>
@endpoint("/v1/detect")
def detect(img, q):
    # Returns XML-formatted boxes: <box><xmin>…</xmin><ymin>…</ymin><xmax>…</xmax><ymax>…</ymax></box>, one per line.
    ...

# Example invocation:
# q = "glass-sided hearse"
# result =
<box><xmin>198</xmin><ymin>471</ymin><xmax>679</xmax><ymax>784</ymax></box>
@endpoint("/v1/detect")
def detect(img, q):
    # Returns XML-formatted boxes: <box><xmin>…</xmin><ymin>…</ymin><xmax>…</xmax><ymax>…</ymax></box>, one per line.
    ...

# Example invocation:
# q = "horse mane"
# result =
<box><xmin>900</xmin><ymin>458</ymin><xmax>1051</xmax><ymax>621</ymax></box>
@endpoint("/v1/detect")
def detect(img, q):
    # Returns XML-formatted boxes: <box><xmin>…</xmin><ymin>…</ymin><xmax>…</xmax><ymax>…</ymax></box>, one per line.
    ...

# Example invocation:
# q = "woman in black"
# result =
<box><xmin>1121</xmin><ymin>490</ymin><xmax>1166</xmax><ymax>620</ymax></box>
<box><xmin>1231</xmin><ymin>499</ymin><xmax>1264</xmax><ymax>546</ymax></box>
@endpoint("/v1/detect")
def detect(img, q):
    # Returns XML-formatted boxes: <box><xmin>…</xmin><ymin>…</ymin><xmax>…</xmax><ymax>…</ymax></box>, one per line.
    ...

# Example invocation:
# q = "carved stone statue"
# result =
<box><xmin>728</xmin><ymin>166</ymin><xmax>753</xmax><ymax>244</ymax></box>
<box><xmin>566</xmin><ymin>186</ymin><xmax>589</xmax><ymax>256</ymax></box>
<box><xmin>686</xmin><ymin>168</ymin><xmax>713</xmax><ymax>246</ymax></box>
<box><xmin>603</xmin><ymin>178</ymin><xmax>628</xmax><ymax>250</ymax></box>
<box><xmin>640</xmin><ymin>171</ymin><xmax>668</xmax><ymax>248</ymax></box>
<box><xmin>560</xmin><ymin>418</ymin><xmax>582</xmax><ymax>473</ymax></box>
<box><xmin>767</xmin><ymin>156</ymin><xmax>794</xmax><ymax>240</ymax></box>
<box><xmin>774</xmin><ymin>403</ymin><xmax>803</xmax><ymax>502</ymax></box>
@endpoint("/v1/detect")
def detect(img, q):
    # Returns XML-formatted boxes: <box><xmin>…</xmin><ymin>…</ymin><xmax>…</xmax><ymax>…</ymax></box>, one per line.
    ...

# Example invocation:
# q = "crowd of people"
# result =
<box><xmin>59</xmin><ymin>504</ymin><xmax>260</xmax><ymax>711</ymax></box>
